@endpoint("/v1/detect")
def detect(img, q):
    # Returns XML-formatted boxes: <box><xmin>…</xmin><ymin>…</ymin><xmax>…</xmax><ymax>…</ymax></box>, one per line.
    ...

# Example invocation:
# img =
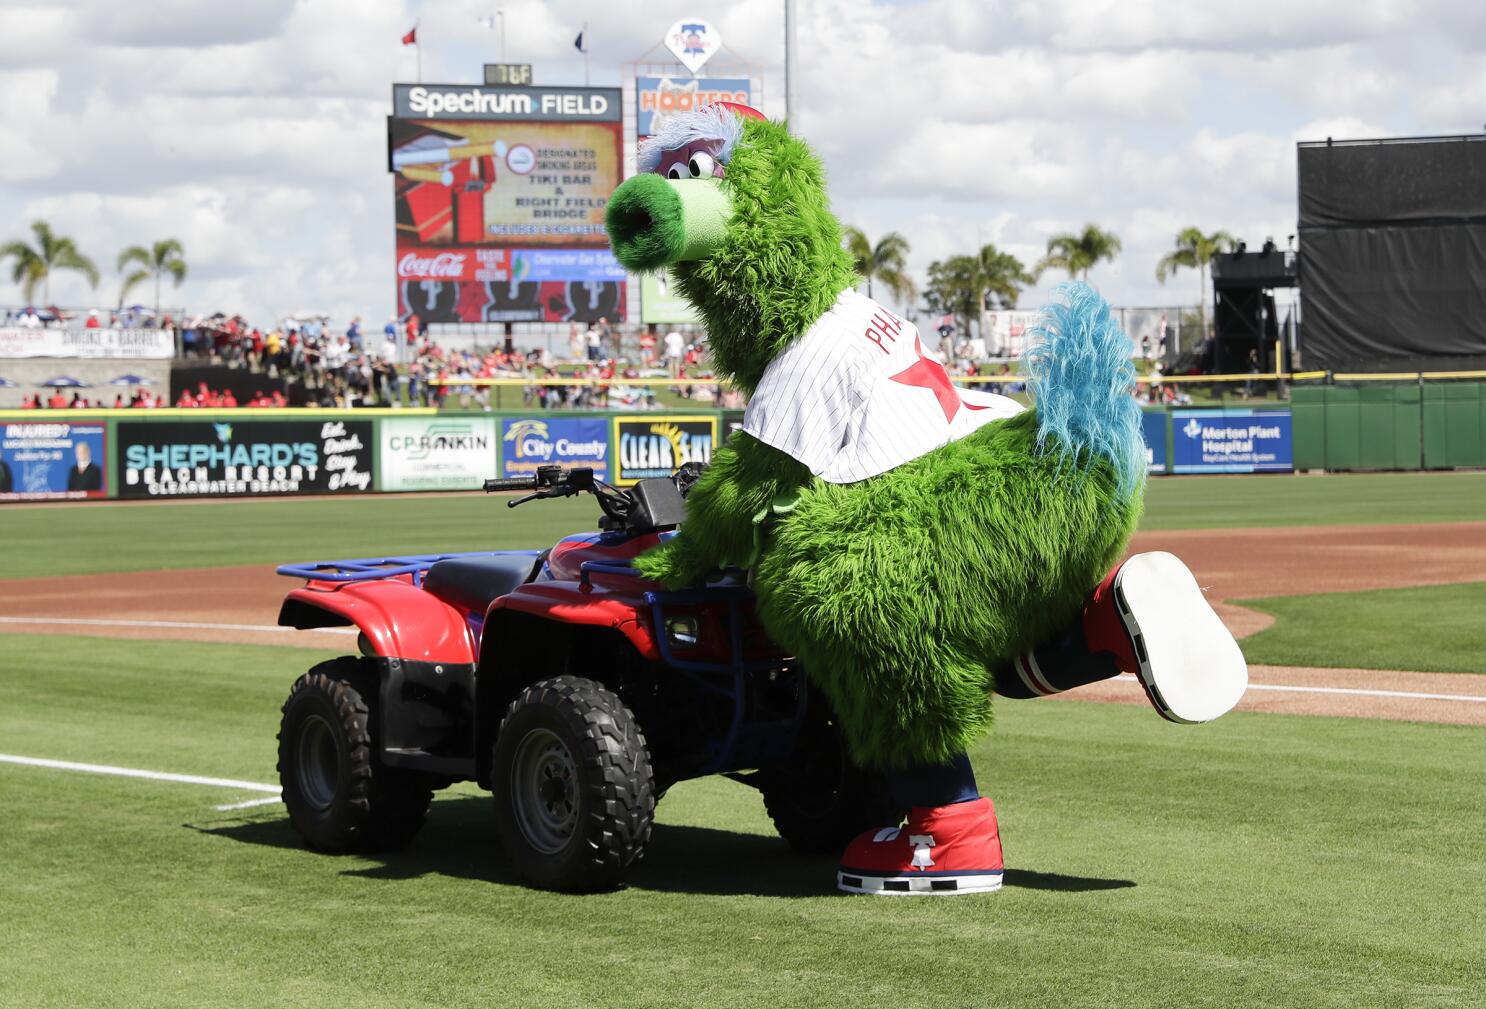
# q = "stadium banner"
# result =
<box><xmin>0</xmin><ymin>327</ymin><xmax>173</xmax><ymax>360</ymax></box>
<box><xmin>980</xmin><ymin>311</ymin><xmax>1041</xmax><ymax>358</ymax></box>
<box><xmin>1171</xmin><ymin>409</ymin><xmax>1293</xmax><ymax>474</ymax></box>
<box><xmin>500</xmin><ymin>417</ymin><xmax>609</xmax><ymax>480</ymax></box>
<box><xmin>117</xmin><ymin>420</ymin><xmax>374</xmax><ymax>498</ymax></box>
<box><xmin>640</xmin><ymin>269</ymin><xmax>699</xmax><ymax>325</ymax></box>
<box><xmin>379</xmin><ymin>416</ymin><xmax>497</xmax><ymax>492</ymax></box>
<box><xmin>635</xmin><ymin>76</ymin><xmax>751</xmax><ymax>140</ymax></box>
<box><xmin>612</xmin><ymin>415</ymin><xmax>716</xmax><ymax>486</ymax></box>
<box><xmin>0</xmin><ymin>421</ymin><xmax>107</xmax><ymax>501</ymax></box>
<box><xmin>1142</xmin><ymin>410</ymin><xmax>1168</xmax><ymax>474</ymax></box>
<box><xmin>390</xmin><ymin>84</ymin><xmax>627</xmax><ymax>323</ymax></box>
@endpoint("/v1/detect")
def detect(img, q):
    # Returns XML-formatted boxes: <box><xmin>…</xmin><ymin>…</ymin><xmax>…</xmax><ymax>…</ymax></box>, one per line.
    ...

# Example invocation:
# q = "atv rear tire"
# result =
<box><xmin>760</xmin><ymin>708</ymin><xmax>902</xmax><ymax>854</ymax></box>
<box><xmin>278</xmin><ymin>657</ymin><xmax>433</xmax><ymax>852</ymax></box>
<box><xmin>492</xmin><ymin>676</ymin><xmax>654</xmax><ymax>892</ymax></box>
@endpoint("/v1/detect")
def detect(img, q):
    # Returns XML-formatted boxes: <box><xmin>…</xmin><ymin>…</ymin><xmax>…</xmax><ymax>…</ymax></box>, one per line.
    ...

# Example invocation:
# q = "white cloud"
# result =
<box><xmin>0</xmin><ymin>0</ymin><xmax>1481</xmax><ymax>323</ymax></box>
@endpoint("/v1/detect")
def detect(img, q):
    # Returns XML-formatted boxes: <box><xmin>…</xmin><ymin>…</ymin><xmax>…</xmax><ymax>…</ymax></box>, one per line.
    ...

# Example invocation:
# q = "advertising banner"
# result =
<box><xmin>1172</xmin><ymin>410</ymin><xmax>1293</xmax><ymax>474</ymax></box>
<box><xmin>501</xmin><ymin>417</ymin><xmax>609</xmax><ymax>480</ymax></box>
<box><xmin>1142</xmin><ymin>411</ymin><xmax>1168</xmax><ymax>474</ymax></box>
<box><xmin>0</xmin><ymin>327</ymin><xmax>173</xmax><ymax>360</ymax></box>
<box><xmin>639</xmin><ymin>268</ymin><xmax>699</xmax><ymax>325</ymax></box>
<box><xmin>612</xmin><ymin>415</ymin><xmax>716</xmax><ymax>485</ymax></box>
<box><xmin>0</xmin><ymin>422</ymin><xmax>107</xmax><ymax>500</ymax></box>
<box><xmin>980</xmin><ymin>311</ymin><xmax>1041</xmax><ymax>358</ymax></box>
<box><xmin>117</xmin><ymin>420</ymin><xmax>374</xmax><ymax>498</ymax></box>
<box><xmin>635</xmin><ymin>76</ymin><xmax>751</xmax><ymax>139</ymax></box>
<box><xmin>390</xmin><ymin>84</ymin><xmax>627</xmax><ymax>323</ymax></box>
<box><xmin>380</xmin><ymin>416</ymin><xmax>496</xmax><ymax>491</ymax></box>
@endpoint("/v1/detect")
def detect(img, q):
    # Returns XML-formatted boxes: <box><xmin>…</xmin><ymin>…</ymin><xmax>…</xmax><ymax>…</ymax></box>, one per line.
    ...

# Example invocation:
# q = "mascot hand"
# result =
<box><xmin>634</xmin><ymin>539</ymin><xmax>712</xmax><ymax>589</ymax></box>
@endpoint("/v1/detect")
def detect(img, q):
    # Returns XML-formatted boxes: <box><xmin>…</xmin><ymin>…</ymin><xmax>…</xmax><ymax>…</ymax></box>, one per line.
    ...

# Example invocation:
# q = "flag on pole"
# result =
<box><xmin>402</xmin><ymin>26</ymin><xmax>417</xmax><ymax>45</ymax></box>
<box><xmin>574</xmin><ymin>25</ymin><xmax>587</xmax><ymax>53</ymax></box>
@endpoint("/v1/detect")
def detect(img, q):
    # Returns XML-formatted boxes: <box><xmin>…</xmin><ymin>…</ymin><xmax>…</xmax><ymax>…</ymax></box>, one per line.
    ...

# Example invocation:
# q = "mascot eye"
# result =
<box><xmin>688</xmin><ymin>152</ymin><xmax>715</xmax><ymax>178</ymax></box>
<box><xmin>666</xmin><ymin>163</ymin><xmax>686</xmax><ymax>180</ymax></box>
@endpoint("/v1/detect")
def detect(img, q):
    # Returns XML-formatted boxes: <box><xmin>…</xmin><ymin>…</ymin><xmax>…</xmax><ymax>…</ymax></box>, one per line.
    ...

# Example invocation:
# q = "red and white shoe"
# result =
<box><xmin>1085</xmin><ymin>551</ymin><xmax>1248</xmax><ymax>724</ymax></box>
<box><xmin>837</xmin><ymin>797</ymin><xmax>1004</xmax><ymax>895</ymax></box>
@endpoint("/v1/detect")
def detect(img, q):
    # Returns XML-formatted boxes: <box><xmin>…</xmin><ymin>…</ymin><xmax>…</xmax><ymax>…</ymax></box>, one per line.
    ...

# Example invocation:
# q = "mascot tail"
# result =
<box><xmin>1022</xmin><ymin>282</ymin><xmax>1145</xmax><ymax>498</ymax></box>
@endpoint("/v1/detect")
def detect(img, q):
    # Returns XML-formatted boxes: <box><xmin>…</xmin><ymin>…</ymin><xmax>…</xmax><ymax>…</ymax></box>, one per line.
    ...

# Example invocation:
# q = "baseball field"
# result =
<box><xmin>2</xmin><ymin>471</ymin><xmax>1484</xmax><ymax>1008</ymax></box>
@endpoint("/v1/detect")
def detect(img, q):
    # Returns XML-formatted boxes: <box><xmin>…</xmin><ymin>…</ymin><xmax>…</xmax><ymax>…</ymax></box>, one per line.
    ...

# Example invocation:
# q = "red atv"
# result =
<box><xmin>275</xmin><ymin>464</ymin><xmax>895</xmax><ymax>891</ymax></box>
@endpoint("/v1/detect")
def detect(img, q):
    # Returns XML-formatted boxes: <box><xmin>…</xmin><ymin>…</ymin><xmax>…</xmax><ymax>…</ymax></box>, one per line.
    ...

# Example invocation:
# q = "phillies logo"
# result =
<box><xmin>398</xmin><ymin>252</ymin><xmax>466</xmax><ymax>278</ymax></box>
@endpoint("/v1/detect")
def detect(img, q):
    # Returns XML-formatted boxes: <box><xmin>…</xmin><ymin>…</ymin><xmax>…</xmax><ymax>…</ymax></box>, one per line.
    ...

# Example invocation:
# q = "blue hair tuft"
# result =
<box><xmin>1021</xmin><ymin>282</ymin><xmax>1145</xmax><ymax>498</ymax></box>
<box><xmin>637</xmin><ymin>105</ymin><xmax>746</xmax><ymax>174</ymax></box>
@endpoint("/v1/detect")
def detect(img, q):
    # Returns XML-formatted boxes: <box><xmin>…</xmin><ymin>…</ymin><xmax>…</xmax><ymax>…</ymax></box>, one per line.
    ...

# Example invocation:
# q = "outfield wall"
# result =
<box><xmin>1291</xmin><ymin>383</ymin><xmax>1486</xmax><ymax>471</ymax></box>
<box><xmin>5</xmin><ymin>389</ymin><xmax>1483</xmax><ymax>502</ymax></box>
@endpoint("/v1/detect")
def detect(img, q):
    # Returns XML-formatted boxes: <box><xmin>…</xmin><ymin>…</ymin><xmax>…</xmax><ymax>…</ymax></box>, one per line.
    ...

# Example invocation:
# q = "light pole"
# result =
<box><xmin>784</xmin><ymin>0</ymin><xmax>797</xmax><ymax>132</ymax></box>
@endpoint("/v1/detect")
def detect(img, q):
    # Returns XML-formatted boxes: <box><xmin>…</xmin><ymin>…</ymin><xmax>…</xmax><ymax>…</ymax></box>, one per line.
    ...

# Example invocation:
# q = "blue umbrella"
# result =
<box><xmin>0</xmin><ymin>376</ymin><xmax>17</xmax><ymax>388</ymax></box>
<box><xmin>109</xmin><ymin>374</ymin><xmax>154</xmax><ymax>386</ymax></box>
<box><xmin>41</xmin><ymin>376</ymin><xmax>90</xmax><ymax>388</ymax></box>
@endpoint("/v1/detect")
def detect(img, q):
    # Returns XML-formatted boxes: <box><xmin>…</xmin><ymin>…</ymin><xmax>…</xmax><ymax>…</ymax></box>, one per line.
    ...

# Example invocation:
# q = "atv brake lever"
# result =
<box><xmin>507</xmin><ymin>485</ymin><xmax>580</xmax><ymax>508</ymax></box>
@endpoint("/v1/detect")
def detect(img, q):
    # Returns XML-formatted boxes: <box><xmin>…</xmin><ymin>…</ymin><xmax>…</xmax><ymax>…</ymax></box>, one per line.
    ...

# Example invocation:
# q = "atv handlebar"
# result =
<box><xmin>482</xmin><ymin>476</ymin><xmax>538</xmax><ymax>493</ymax></box>
<box><xmin>482</xmin><ymin>463</ymin><xmax>700</xmax><ymax>533</ymax></box>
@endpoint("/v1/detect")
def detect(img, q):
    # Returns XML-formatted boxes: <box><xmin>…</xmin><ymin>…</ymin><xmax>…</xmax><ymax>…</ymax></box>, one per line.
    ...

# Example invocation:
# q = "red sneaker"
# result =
<box><xmin>837</xmin><ymin>797</ymin><xmax>1004</xmax><ymax>895</ymax></box>
<box><xmin>1084</xmin><ymin>551</ymin><xmax>1248</xmax><ymax>723</ymax></box>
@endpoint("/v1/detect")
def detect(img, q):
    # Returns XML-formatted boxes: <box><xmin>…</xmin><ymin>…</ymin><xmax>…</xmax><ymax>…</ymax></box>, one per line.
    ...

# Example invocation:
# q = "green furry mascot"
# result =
<box><xmin>607</xmin><ymin>103</ymin><xmax>1247</xmax><ymax>895</ymax></box>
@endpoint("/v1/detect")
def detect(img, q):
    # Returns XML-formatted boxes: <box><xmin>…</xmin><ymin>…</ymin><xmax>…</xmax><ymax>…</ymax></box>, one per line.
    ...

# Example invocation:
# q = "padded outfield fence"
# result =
<box><xmin>2</xmin><ymin>380</ymin><xmax>1483</xmax><ymax>503</ymax></box>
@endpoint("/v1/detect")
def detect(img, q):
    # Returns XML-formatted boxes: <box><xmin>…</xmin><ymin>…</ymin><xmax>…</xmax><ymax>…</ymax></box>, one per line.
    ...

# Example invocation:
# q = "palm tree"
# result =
<box><xmin>1155</xmin><ymin>227</ymin><xmax>1234</xmax><ymax>339</ymax></box>
<box><xmin>925</xmin><ymin>244</ymin><xmax>1034</xmax><ymax>339</ymax></box>
<box><xmin>842</xmin><ymin>226</ymin><xmax>915</xmax><ymax>303</ymax></box>
<box><xmin>1035</xmin><ymin>224</ymin><xmax>1122</xmax><ymax>281</ymax></box>
<box><xmin>117</xmin><ymin>239</ymin><xmax>188</xmax><ymax>318</ymax></box>
<box><xmin>973</xmin><ymin>243</ymin><xmax>1035</xmax><ymax>309</ymax></box>
<box><xmin>1</xmin><ymin>221</ymin><xmax>100</xmax><ymax>304</ymax></box>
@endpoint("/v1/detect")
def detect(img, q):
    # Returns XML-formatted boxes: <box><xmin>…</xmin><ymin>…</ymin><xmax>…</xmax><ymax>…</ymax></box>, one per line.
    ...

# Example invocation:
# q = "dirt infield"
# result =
<box><xmin>3</xmin><ymin>521</ymin><xmax>1484</xmax><ymax>724</ymax></box>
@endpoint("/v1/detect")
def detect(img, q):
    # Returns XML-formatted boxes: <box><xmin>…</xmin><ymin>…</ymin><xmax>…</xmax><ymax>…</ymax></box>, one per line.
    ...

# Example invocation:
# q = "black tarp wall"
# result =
<box><xmin>1297</xmin><ymin>136</ymin><xmax>1486</xmax><ymax>371</ymax></box>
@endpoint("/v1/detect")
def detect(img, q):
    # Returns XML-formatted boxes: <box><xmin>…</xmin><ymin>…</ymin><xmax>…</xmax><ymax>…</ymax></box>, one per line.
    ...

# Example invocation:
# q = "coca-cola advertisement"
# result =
<box><xmin>396</xmin><ymin>244</ymin><xmax>626</xmax><ymax>323</ymax></box>
<box><xmin>388</xmin><ymin>96</ymin><xmax>628</xmax><ymax>320</ymax></box>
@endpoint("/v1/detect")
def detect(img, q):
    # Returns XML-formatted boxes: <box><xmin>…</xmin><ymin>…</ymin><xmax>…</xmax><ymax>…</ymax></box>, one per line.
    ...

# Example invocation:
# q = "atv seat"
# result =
<box><xmin>423</xmin><ymin>554</ymin><xmax>542</xmax><ymax>615</ymax></box>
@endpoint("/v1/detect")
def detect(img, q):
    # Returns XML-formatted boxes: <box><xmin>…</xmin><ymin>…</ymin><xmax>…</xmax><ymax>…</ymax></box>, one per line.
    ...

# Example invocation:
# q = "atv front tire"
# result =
<box><xmin>278</xmin><ymin>657</ymin><xmax>433</xmax><ymax>852</ymax></box>
<box><xmin>492</xmin><ymin>676</ymin><xmax>655</xmax><ymax>892</ymax></box>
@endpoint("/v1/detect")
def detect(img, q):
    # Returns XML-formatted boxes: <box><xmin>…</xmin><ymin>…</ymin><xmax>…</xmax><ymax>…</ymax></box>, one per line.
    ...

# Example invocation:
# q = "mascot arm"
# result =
<box><xmin>635</xmin><ymin>431</ymin><xmax>811</xmax><ymax>588</ymax></box>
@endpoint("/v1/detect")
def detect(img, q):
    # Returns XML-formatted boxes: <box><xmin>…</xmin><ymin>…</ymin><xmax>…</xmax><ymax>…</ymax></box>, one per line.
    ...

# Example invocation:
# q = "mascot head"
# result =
<box><xmin>605</xmin><ymin>104</ymin><xmax>855</xmax><ymax>392</ymax></box>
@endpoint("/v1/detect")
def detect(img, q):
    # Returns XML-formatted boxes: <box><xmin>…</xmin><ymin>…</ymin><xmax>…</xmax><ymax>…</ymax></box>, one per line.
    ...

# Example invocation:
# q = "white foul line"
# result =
<box><xmin>1114</xmin><ymin>673</ymin><xmax>1486</xmax><ymax>704</ymax></box>
<box><xmin>0</xmin><ymin>616</ymin><xmax>355</xmax><ymax>635</ymax></box>
<box><xmin>0</xmin><ymin>753</ymin><xmax>281</xmax><ymax>798</ymax></box>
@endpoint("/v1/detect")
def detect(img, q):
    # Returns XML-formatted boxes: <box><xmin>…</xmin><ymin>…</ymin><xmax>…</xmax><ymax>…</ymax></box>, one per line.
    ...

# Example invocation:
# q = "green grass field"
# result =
<box><xmin>3</xmin><ymin>470</ymin><xmax>1482</xmax><ymax>580</ymax></box>
<box><xmin>1236</xmin><ymin>582</ymin><xmax>1486</xmax><ymax>674</ymax></box>
<box><xmin>2</xmin><ymin>633</ymin><xmax>1482</xmax><ymax>1009</ymax></box>
<box><xmin>3</xmin><ymin>470</ymin><xmax>1484</xmax><ymax>1007</ymax></box>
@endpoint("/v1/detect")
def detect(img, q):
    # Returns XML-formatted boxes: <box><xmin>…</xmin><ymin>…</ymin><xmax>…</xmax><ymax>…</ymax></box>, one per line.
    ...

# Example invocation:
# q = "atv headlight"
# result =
<box><xmin>665</xmin><ymin>616</ymin><xmax>699</xmax><ymax>648</ymax></box>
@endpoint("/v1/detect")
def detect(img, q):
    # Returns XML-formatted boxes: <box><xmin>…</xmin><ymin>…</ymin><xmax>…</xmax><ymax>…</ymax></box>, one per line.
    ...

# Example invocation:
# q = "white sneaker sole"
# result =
<box><xmin>836</xmin><ymin>870</ymin><xmax>1004</xmax><ymax>895</ymax></box>
<box><xmin>1113</xmin><ymin>551</ymin><xmax>1248</xmax><ymax>724</ymax></box>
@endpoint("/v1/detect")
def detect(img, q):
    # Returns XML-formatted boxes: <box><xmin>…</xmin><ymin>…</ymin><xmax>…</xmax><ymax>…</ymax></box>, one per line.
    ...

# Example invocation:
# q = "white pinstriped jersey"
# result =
<box><xmin>742</xmin><ymin>289</ymin><xmax>1025</xmax><ymax>484</ymax></box>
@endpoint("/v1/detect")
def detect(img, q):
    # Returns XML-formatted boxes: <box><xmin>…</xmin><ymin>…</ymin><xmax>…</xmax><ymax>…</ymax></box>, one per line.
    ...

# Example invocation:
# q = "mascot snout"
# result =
<box><xmin>606</xmin><ymin>174</ymin><xmax>732</xmax><ymax>271</ymax></box>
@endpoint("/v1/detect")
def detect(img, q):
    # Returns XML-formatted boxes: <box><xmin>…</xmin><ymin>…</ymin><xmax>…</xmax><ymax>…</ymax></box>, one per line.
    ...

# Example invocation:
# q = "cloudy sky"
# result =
<box><xmin>2</xmin><ymin>0</ymin><xmax>1482</xmax><ymax>324</ymax></box>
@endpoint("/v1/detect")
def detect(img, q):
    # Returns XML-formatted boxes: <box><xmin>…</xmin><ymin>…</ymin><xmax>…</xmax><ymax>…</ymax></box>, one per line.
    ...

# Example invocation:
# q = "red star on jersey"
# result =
<box><xmin>889</xmin><ymin>334</ymin><xmax>992</xmax><ymax>423</ymax></box>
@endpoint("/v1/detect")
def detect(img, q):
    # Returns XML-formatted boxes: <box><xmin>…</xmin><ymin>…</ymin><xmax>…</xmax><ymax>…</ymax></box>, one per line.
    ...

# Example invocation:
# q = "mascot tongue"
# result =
<box><xmin>607</xmin><ymin>174</ymin><xmax>732</xmax><ymax>271</ymax></box>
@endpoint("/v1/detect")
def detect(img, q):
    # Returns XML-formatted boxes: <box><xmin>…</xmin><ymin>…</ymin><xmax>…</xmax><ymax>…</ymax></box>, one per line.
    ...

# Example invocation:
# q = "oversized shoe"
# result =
<box><xmin>837</xmin><ymin>797</ymin><xmax>1004</xmax><ymax>895</ymax></box>
<box><xmin>1087</xmin><ymin>551</ymin><xmax>1248</xmax><ymax>723</ymax></box>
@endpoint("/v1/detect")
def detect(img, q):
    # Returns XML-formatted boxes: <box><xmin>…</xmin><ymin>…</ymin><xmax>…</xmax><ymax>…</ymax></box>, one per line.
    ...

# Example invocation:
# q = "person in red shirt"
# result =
<box><xmin>48</xmin><ymin>391</ymin><xmax>68</xmax><ymax>408</ymax></box>
<box><xmin>222</xmin><ymin>389</ymin><xmax>238</xmax><ymax>408</ymax></box>
<box><xmin>85</xmin><ymin>310</ymin><xmax>102</xmax><ymax>329</ymax></box>
<box><xmin>405</xmin><ymin>313</ymin><xmax>420</xmax><ymax>345</ymax></box>
<box><xmin>176</xmin><ymin>389</ymin><xmax>196</xmax><ymax>408</ymax></box>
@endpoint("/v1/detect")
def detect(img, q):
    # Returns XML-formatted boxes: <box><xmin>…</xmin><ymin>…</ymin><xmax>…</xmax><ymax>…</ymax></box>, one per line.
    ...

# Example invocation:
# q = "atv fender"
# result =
<box><xmin>279</xmin><ymin>580</ymin><xmax>477</xmax><ymax>665</ymax></box>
